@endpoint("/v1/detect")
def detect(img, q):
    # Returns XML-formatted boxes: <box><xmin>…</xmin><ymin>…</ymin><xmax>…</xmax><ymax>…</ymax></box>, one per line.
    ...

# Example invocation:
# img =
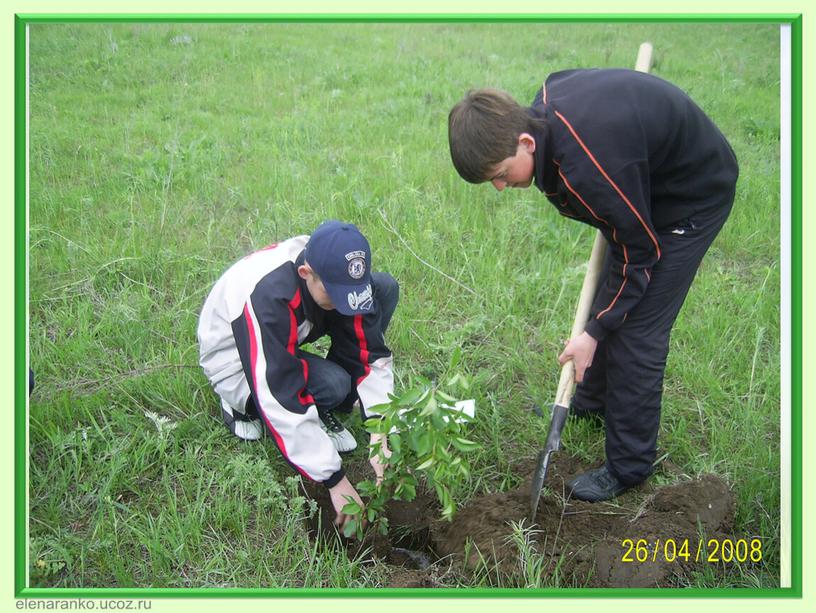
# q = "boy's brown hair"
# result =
<box><xmin>448</xmin><ymin>88</ymin><xmax>545</xmax><ymax>184</ymax></box>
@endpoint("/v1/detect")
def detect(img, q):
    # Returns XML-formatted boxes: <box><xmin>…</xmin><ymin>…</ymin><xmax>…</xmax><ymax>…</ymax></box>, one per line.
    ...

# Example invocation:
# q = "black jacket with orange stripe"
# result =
<box><xmin>529</xmin><ymin>68</ymin><xmax>739</xmax><ymax>340</ymax></box>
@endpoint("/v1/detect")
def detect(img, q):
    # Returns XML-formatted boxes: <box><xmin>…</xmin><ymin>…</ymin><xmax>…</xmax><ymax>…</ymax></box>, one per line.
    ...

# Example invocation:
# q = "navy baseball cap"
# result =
<box><xmin>304</xmin><ymin>220</ymin><xmax>376</xmax><ymax>316</ymax></box>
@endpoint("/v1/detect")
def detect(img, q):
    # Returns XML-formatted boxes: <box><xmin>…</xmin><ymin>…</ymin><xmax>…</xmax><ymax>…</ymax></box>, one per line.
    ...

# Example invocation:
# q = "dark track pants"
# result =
<box><xmin>572</xmin><ymin>198</ymin><xmax>734</xmax><ymax>485</ymax></box>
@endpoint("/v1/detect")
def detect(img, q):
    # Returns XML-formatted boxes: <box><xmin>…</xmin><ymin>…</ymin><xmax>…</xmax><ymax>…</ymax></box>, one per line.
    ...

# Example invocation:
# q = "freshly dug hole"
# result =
<box><xmin>301</xmin><ymin>458</ymin><xmax>443</xmax><ymax>587</ymax></box>
<box><xmin>302</xmin><ymin>454</ymin><xmax>740</xmax><ymax>588</ymax></box>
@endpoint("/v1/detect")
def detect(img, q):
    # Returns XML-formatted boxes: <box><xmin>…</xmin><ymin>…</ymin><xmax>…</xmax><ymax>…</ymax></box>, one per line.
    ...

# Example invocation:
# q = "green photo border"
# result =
<box><xmin>14</xmin><ymin>11</ymin><xmax>803</xmax><ymax>599</ymax></box>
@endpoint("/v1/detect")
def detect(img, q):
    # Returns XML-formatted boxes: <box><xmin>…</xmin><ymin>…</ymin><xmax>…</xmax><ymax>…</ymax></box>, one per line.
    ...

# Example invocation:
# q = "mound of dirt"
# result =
<box><xmin>302</xmin><ymin>454</ymin><xmax>739</xmax><ymax>588</ymax></box>
<box><xmin>432</xmin><ymin>456</ymin><xmax>737</xmax><ymax>587</ymax></box>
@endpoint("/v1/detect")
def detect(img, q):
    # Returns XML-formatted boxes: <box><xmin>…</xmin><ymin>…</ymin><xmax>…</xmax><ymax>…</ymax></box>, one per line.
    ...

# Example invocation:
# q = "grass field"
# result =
<box><xmin>27</xmin><ymin>21</ymin><xmax>781</xmax><ymax>589</ymax></box>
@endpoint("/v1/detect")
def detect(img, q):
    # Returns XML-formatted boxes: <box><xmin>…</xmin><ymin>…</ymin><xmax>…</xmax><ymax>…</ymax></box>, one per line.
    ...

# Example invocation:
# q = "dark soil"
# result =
<box><xmin>303</xmin><ymin>454</ymin><xmax>741</xmax><ymax>588</ymax></box>
<box><xmin>302</xmin><ymin>463</ymin><xmax>444</xmax><ymax>588</ymax></box>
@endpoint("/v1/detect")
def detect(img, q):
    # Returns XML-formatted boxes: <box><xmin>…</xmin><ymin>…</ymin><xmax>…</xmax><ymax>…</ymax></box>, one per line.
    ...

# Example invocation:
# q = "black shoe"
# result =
<box><xmin>567</xmin><ymin>466</ymin><xmax>630</xmax><ymax>502</ymax></box>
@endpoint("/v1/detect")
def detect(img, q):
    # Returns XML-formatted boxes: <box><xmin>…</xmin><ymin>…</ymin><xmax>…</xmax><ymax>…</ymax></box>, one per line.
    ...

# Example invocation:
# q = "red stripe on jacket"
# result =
<box><xmin>244</xmin><ymin>304</ymin><xmax>291</xmax><ymax>459</ymax></box>
<box><xmin>354</xmin><ymin>315</ymin><xmax>371</xmax><ymax>386</ymax></box>
<box><xmin>287</xmin><ymin>289</ymin><xmax>314</xmax><ymax>406</ymax></box>
<box><xmin>243</xmin><ymin>301</ymin><xmax>311</xmax><ymax>481</ymax></box>
<box><xmin>287</xmin><ymin>289</ymin><xmax>301</xmax><ymax>354</ymax></box>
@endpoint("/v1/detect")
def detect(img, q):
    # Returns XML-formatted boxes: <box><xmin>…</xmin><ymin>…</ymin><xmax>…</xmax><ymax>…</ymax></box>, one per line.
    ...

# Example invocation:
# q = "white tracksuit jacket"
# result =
<box><xmin>197</xmin><ymin>236</ymin><xmax>394</xmax><ymax>488</ymax></box>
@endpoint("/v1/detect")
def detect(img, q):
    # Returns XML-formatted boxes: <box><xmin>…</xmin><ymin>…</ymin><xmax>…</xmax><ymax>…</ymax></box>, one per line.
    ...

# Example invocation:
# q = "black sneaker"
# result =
<box><xmin>317</xmin><ymin>409</ymin><xmax>357</xmax><ymax>453</ymax></box>
<box><xmin>567</xmin><ymin>465</ymin><xmax>630</xmax><ymax>502</ymax></box>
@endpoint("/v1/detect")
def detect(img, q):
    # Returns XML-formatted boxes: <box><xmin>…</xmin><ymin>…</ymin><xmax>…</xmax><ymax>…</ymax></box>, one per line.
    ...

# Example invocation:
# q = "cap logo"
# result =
<box><xmin>345</xmin><ymin>250</ymin><xmax>366</xmax><ymax>261</ymax></box>
<box><xmin>348</xmin><ymin>258</ymin><xmax>366</xmax><ymax>279</ymax></box>
<box><xmin>347</xmin><ymin>284</ymin><xmax>373</xmax><ymax>311</ymax></box>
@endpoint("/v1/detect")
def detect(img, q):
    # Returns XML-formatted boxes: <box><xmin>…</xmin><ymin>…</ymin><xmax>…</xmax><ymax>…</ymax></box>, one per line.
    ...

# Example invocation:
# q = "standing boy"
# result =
<box><xmin>448</xmin><ymin>68</ymin><xmax>738</xmax><ymax>501</ymax></box>
<box><xmin>198</xmin><ymin>220</ymin><xmax>399</xmax><ymax>529</ymax></box>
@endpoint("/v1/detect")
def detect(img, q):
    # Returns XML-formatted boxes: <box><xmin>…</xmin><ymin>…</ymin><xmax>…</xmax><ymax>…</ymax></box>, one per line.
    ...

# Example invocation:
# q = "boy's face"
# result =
<box><xmin>485</xmin><ymin>133</ymin><xmax>536</xmax><ymax>191</ymax></box>
<box><xmin>298</xmin><ymin>264</ymin><xmax>336</xmax><ymax>311</ymax></box>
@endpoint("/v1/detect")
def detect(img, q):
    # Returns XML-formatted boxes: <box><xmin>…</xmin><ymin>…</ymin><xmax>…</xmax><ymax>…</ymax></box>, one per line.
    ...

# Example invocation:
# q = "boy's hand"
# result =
<box><xmin>558</xmin><ymin>331</ymin><xmax>598</xmax><ymax>383</ymax></box>
<box><xmin>328</xmin><ymin>476</ymin><xmax>366</xmax><ymax>535</ymax></box>
<box><xmin>369</xmin><ymin>432</ymin><xmax>392</xmax><ymax>486</ymax></box>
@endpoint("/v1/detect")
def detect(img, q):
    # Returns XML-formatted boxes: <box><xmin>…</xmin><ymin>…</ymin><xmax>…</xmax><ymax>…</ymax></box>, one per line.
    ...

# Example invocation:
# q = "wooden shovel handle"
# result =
<box><xmin>553</xmin><ymin>42</ymin><xmax>654</xmax><ymax>409</ymax></box>
<box><xmin>635</xmin><ymin>42</ymin><xmax>654</xmax><ymax>73</ymax></box>
<box><xmin>554</xmin><ymin>232</ymin><xmax>607</xmax><ymax>407</ymax></box>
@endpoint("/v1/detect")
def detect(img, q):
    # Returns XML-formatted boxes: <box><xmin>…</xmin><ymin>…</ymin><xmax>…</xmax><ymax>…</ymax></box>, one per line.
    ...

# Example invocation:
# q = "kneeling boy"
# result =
<box><xmin>198</xmin><ymin>220</ymin><xmax>399</xmax><ymax>529</ymax></box>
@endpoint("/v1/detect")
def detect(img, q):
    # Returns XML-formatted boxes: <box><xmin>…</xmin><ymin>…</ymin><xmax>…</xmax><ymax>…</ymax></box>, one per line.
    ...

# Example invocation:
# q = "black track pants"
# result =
<box><xmin>572</xmin><ymin>197</ymin><xmax>734</xmax><ymax>485</ymax></box>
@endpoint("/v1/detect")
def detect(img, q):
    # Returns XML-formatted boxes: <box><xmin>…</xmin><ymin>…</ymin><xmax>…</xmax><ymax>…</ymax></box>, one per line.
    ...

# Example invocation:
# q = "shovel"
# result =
<box><xmin>528</xmin><ymin>232</ymin><xmax>607</xmax><ymax>521</ymax></box>
<box><xmin>528</xmin><ymin>42</ymin><xmax>654</xmax><ymax>522</ymax></box>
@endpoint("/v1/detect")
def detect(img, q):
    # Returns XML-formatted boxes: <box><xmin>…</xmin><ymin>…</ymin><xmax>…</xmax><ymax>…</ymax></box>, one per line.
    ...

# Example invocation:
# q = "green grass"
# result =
<box><xmin>27</xmin><ymin>22</ymin><xmax>781</xmax><ymax>589</ymax></box>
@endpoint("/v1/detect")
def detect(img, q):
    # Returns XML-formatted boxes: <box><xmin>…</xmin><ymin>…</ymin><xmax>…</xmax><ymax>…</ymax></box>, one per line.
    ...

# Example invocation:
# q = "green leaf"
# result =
<box><xmin>413</xmin><ymin>431</ymin><xmax>432</xmax><ymax>455</ymax></box>
<box><xmin>397</xmin><ymin>386</ymin><xmax>427</xmax><ymax>407</ymax></box>
<box><xmin>449</xmin><ymin>346</ymin><xmax>462</xmax><ymax>370</ymax></box>
<box><xmin>341</xmin><ymin>499</ymin><xmax>361</xmax><ymax>515</ymax></box>
<box><xmin>436</xmin><ymin>390</ymin><xmax>457</xmax><ymax>402</ymax></box>
<box><xmin>363</xmin><ymin>417</ymin><xmax>388</xmax><ymax>433</ymax></box>
<box><xmin>451</xmin><ymin>436</ymin><xmax>480</xmax><ymax>452</ymax></box>
<box><xmin>415</xmin><ymin>457</ymin><xmax>435</xmax><ymax>471</ymax></box>
<box><xmin>366</xmin><ymin>402</ymin><xmax>392</xmax><ymax>415</ymax></box>
<box><xmin>414</xmin><ymin>375</ymin><xmax>432</xmax><ymax>388</ymax></box>
<box><xmin>389</xmin><ymin>433</ymin><xmax>402</xmax><ymax>453</ymax></box>
<box><xmin>401</xmin><ymin>481</ymin><xmax>417</xmax><ymax>500</ymax></box>
<box><xmin>343</xmin><ymin>519</ymin><xmax>358</xmax><ymax>538</ymax></box>
<box><xmin>357</xmin><ymin>479</ymin><xmax>376</xmax><ymax>497</ymax></box>
<box><xmin>387</xmin><ymin>449</ymin><xmax>402</xmax><ymax>466</ymax></box>
<box><xmin>419</xmin><ymin>395</ymin><xmax>438</xmax><ymax>417</ymax></box>
<box><xmin>430</xmin><ymin>412</ymin><xmax>445</xmax><ymax>429</ymax></box>
<box><xmin>446</xmin><ymin>373</ymin><xmax>462</xmax><ymax>387</ymax></box>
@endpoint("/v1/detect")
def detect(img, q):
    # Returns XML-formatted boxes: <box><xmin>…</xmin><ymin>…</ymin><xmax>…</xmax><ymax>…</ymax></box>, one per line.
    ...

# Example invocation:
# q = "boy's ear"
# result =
<box><xmin>297</xmin><ymin>264</ymin><xmax>312</xmax><ymax>280</ymax></box>
<box><xmin>518</xmin><ymin>132</ymin><xmax>536</xmax><ymax>152</ymax></box>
